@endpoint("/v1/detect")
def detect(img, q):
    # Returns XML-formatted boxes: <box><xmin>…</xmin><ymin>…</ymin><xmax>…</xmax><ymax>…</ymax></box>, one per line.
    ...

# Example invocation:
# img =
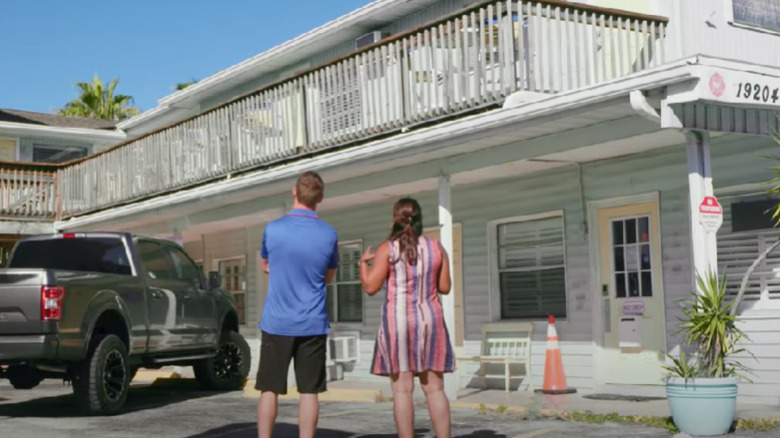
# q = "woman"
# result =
<box><xmin>359</xmin><ymin>197</ymin><xmax>455</xmax><ymax>438</ymax></box>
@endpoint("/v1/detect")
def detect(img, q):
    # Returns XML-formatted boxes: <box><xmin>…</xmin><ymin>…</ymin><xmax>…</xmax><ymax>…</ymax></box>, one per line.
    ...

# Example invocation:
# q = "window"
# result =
<box><xmin>732</xmin><ymin>0</ymin><xmax>780</xmax><ymax>33</ymax></box>
<box><xmin>219</xmin><ymin>258</ymin><xmax>246</xmax><ymax>324</ymax></box>
<box><xmin>611</xmin><ymin>216</ymin><xmax>653</xmax><ymax>298</ymax></box>
<box><xmin>32</xmin><ymin>144</ymin><xmax>88</xmax><ymax>163</ymax></box>
<box><xmin>327</xmin><ymin>242</ymin><xmax>363</xmax><ymax>323</ymax></box>
<box><xmin>165</xmin><ymin>246</ymin><xmax>203</xmax><ymax>286</ymax></box>
<box><xmin>137</xmin><ymin>240</ymin><xmax>172</xmax><ymax>280</ymax></box>
<box><xmin>496</xmin><ymin>215</ymin><xmax>566</xmax><ymax>319</ymax></box>
<box><xmin>10</xmin><ymin>237</ymin><xmax>132</xmax><ymax>276</ymax></box>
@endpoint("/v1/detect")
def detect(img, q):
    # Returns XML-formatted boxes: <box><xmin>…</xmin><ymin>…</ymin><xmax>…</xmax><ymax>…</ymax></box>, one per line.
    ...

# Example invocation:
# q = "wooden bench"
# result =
<box><xmin>457</xmin><ymin>322</ymin><xmax>533</xmax><ymax>392</ymax></box>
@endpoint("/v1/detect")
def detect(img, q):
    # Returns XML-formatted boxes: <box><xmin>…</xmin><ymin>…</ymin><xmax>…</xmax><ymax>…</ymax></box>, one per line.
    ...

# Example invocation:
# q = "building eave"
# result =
<box><xmin>0</xmin><ymin>121</ymin><xmax>127</xmax><ymax>144</ymax></box>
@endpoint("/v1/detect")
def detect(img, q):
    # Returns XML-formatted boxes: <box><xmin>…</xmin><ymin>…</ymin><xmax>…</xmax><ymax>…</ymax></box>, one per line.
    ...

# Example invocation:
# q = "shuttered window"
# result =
<box><xmin>719</xmin><ymin>229</ymin><xmax>780</xmax><ymax>302</ymax></box>
<box><xmin>497</xmin><ymin>216</ymin><xmax>566</xmax><ymax>319</ymax></box>
<box><xmin>327</xmin><ymin>242</ymin><xmax>363</xmax><ymax>323</ymax></box>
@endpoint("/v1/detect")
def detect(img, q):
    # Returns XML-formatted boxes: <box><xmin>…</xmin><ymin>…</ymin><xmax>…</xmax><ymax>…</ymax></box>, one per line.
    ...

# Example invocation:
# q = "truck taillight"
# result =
<box><xmin>41</xmin><ymin>286</ymin><xmax>66</xmax><ymax>321</ymax></box>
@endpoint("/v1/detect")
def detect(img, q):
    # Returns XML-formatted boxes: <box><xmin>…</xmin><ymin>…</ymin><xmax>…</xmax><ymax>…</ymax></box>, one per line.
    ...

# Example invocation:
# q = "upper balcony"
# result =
<box><xmin>56</xmin><ymin>0</ymin><xmax>668</xmax><ymax>219</ymax></box>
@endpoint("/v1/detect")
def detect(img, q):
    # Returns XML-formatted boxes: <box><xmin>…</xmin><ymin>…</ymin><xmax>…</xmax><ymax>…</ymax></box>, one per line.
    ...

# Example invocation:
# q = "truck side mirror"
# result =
<box><xmin>208</xmin><ymin>271</ymin><xmax>222</xmax><ymax>290</ymax></box>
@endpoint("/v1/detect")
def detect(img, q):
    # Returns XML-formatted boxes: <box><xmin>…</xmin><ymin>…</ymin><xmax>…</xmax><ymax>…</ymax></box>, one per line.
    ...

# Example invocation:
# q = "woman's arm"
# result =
<box><xmin>359</xmin><ymin>242</ymin><xmax>390</xmax><ymax>295</ymax></box>
<box><xmin>438</xmin><ymin>243</ymin><xmax>451</xmax><ymax>294</ymax></box>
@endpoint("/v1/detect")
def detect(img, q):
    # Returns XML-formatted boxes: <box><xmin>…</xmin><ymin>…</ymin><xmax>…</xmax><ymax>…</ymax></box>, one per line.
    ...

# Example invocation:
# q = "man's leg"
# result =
<box><xmin>293</xmin><ymin>335</ymin><xmax>328</xmax><ymax>438</ymax></box>
<box><xmin>256</xmin><ymin>332</ymin><xmax>294</xmax><ymax>438</ymax></box>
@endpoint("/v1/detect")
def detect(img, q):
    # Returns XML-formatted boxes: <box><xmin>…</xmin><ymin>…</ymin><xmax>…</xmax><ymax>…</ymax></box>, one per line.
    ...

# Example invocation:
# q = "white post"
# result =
<box><xmin>438</xmin><ymin>174</ymin><xmax>457</xmax><ymax>400</ymax></box>
<box><xmin>686</xmin><ymin>130</ymin><xmax>718</xmax><ymax>287</ymax></box>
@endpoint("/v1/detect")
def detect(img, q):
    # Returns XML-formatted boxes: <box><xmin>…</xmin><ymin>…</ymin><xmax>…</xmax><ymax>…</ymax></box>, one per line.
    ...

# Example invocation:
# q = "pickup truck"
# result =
<box><xmin>0</xmin><ymin>232</ymin><xmax>251</xmax><ymax>415</ymax></box>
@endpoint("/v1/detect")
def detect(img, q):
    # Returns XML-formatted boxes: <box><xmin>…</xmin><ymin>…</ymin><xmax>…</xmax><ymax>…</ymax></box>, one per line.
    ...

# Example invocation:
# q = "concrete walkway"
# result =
<box><xmin>239</xmin><ymin>378</ymin><xmax>780</xmax><ymax>421</ymax></box>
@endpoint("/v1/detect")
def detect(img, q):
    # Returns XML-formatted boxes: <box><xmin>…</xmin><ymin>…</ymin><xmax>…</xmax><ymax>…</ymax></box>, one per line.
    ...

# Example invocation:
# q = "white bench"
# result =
<box><xmin>457</xmin><ymin>322</ymin><xmax>533</xmax><ymax>392</ymax></box>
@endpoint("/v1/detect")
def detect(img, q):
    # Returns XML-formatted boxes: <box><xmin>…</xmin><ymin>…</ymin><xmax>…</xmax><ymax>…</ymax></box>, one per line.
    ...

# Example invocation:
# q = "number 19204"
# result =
<box><xmin>737</xmin><ymin>82</ymin><xmax>780</xmax><ymax>103</ymax></box>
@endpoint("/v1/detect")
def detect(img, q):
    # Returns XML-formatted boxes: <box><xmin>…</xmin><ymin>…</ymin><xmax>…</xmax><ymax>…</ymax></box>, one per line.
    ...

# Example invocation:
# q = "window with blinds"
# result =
<box><xmin>719</xmin><ymin>229</ymin><xmax>780</xmax><ymax>302</ymax></box>
<box><xmin>497</xmin><ymin>216</ymin><xmax>566</xmax><ymax>319</ymax></box>
<box><xmin>327</xmin><ymin>242</ymin><xmax>363</xmax><ymax>323</ymax></box>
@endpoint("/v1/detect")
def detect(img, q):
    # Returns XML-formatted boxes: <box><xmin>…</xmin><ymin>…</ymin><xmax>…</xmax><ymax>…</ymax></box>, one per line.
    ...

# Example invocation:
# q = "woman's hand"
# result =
<box><xmin>360</xmin><ymin>246</ymin><xmax>376</xmax><ymax>265</ymax></box>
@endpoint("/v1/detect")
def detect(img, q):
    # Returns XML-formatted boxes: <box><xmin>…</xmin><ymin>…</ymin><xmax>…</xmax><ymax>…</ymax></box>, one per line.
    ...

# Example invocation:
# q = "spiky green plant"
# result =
<box><xmin>665</xmin><ymin>271</ymin><xmax>752</xmax><ymax>381</ymax></box>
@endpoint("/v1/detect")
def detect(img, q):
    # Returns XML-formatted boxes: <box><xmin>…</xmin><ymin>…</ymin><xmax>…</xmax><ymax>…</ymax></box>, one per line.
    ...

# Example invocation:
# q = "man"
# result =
<box><xmin>256</xmin><ymin>170</ymin><xmax>338</xmax><ymax>438</ymax></box>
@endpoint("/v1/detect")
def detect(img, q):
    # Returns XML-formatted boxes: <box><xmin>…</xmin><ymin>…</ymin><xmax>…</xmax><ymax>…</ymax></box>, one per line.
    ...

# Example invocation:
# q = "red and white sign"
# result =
<box><xmin>699</xmin><ymin>196</ymin><xmax>723</xmax><ymax>233</ymax></box>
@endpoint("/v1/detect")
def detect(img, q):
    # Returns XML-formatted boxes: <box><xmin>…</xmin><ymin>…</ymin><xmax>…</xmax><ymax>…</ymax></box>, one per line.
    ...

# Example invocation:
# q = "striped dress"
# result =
<box><xmin>370</xmin><ymin>236</ymin><xmax>456</xmax><ymax>376</ymax></box>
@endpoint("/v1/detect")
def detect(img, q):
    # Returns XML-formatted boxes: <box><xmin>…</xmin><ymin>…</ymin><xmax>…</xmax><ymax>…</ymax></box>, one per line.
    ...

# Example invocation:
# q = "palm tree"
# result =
<box><xmin>174</xmin><ymin>79</ymin><xmax>197</xmax><ymax>91</ymax></box>
<box><xmin>58</xmin><ymin>75</ymin><xmax>139</xmax><ymax>120</ymax></box>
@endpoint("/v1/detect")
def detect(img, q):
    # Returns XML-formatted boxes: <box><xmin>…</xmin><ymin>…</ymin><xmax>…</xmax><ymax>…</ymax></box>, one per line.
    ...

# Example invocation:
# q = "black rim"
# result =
<box><xmin>212</xmin><ymin>341</ymin><xmax>243</xmax><ymax>381</ymax></box>
<box><xmin>103</xmin><ymin>350</ymin><xmax>127</xmax><ymax>401</ymax></box>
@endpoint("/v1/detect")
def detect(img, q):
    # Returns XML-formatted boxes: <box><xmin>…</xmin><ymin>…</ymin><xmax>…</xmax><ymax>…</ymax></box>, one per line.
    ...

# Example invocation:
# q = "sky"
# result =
<box><xmin>2</xmin><ymin>0</ymin><xmax>372</xmax><ymax>114</ymax></box>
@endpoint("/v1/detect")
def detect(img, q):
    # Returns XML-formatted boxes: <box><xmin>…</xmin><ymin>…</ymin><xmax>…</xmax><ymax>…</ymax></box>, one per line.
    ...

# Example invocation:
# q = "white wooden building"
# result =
<box><xmin>6</xmin><ymin>0</ymin><xmax>780</xmax><ymax>404</ymax></box>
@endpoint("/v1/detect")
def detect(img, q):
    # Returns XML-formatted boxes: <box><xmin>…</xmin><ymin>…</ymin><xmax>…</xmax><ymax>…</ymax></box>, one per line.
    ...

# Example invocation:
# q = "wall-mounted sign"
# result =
<box><xmin>699</xmin><ymin>196</ymin><xmax>723</xmax><ymax>234</ymax></box>
<box><xmin>623</xmin><ymin>301</ymin><xmax>645</xmax><ymax>315</ymax></box>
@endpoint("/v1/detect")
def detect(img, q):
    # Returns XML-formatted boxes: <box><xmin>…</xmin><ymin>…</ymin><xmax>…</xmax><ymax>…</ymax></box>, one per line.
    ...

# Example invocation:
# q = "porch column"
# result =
<box><xmin>438</xmin><ymin>174</ymin><xmax>457</xmax><ymax>400</ymax></box>
<box><xmin>686</xmin><ymin>130</ymin><xmax>718</xmax><ymax>284</ymax></box>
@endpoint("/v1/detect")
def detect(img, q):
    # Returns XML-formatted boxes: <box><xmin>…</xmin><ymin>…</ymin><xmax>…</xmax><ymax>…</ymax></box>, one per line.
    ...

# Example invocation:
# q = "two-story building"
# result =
<box><xmin>7</xmin><ymin>0</ymin><xmax>780</xmax><ymax>404</ymax></box>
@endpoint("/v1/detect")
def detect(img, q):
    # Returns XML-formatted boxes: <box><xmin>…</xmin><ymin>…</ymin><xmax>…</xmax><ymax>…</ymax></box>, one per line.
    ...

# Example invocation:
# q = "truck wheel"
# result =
<box><xmin>73</xmin><ymin>334</ymin><xmax>130</xmax><ymax>415</ymax></box>
<box><xmin>194</xmin><ymin>331</ymin><xmax>250</xmax><ymax>391</ymax></box>
<box><xmin>7</xmin><ymin>366</ymin><xmax>43</xmax><ymax>390</ymax></box>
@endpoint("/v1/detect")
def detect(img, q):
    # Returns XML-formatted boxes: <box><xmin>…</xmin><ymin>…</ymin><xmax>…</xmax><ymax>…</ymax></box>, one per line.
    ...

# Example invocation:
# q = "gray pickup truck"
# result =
<box><xmin>0</xmin><ymin>232</ymin><xmax>251</xmax><ymax>415</ymax></box>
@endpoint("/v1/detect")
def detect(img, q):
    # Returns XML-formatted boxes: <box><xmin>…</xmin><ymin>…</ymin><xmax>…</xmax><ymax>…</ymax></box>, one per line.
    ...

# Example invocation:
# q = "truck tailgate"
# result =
<box><xmin>0</xmin><ymin>270</ymin><xmax>53</xmax><ymax>335</ymax></box>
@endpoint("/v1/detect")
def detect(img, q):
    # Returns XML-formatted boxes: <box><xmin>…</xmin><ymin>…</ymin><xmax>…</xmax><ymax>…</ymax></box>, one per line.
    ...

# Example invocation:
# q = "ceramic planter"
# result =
<box><xmin>666</xmin><ymin>376</ymin><xmax>739</xmax><ymax>436</ymax></box>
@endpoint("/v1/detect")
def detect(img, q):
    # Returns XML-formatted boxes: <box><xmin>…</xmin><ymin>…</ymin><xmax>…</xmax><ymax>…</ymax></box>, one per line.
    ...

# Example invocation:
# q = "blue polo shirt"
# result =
<box><xmin>259</xmin><ymin>208</ymin><xmax>339</xmax><ymax>336</ymax></box>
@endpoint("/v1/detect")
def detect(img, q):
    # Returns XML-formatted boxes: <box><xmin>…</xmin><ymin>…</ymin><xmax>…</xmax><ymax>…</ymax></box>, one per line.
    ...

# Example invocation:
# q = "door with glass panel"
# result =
<box><xmin>598</xmin><ymin>202</ymin><xmax>666</xmax><ymax>385</ymax></box>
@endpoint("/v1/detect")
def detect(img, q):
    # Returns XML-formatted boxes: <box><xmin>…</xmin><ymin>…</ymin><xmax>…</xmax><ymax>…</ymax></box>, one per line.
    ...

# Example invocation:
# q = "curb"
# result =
<box><xmin>243</xmin><ymin>379</ymin><xmax>386</xmax><ymax>403</ymax></box>
<box><xmin>132</xmin><ymin>369</ymin><xmax>181</xmax><ymax>383</ymax></box>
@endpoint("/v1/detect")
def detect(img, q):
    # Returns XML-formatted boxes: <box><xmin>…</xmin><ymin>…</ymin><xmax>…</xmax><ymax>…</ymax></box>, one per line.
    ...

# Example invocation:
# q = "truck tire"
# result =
<box><xmin>194</xmin><ymin>330</ymin><xmax>250</xmax><ymax>391</ymax></box>
<box><xmin>7</xmin><ymin>366</ymin><xmax>43</xmax><ymax>390</ymax></box>
<box><xmin>73</xmin><ymin>334</ymin><xmax>130</xmax><ymax>415</ymax></box>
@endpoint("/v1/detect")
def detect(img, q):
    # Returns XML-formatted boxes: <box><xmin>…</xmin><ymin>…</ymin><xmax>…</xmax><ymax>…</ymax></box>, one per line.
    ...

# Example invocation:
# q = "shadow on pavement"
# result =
<box><xmin>186</xmin><ymin>422</ymin><xmax>506</xmax><ymax>438</ymax></box>
<box><xmin>0</xmin><ymin>384</ymin><xmax>227</xmax><ymax>418</ymax></box>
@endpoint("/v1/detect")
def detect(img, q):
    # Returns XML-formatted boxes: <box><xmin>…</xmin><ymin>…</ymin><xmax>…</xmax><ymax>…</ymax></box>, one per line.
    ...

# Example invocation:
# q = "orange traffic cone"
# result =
<box><xmin>535</xmin><ymin>315</ymin><xmax>576</xmax><ymax>394</ymax></box>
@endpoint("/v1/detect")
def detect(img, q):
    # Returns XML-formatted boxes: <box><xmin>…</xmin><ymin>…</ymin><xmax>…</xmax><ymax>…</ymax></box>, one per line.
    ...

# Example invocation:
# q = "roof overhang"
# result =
<box><xmin>0</xmin><ymin>121</ymin><xmax>127</xmax><ymax>144</ymax></box>
<box><xmin>662</xmin><ymin>56</ymin><xmax>780</xmax><ymax>134</ymax></box>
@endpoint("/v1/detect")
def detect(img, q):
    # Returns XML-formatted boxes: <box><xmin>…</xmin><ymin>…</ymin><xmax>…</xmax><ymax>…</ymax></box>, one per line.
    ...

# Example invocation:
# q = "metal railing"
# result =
<box><xmin>58</xmin><ymin>0</ymin><xmax>668</xmax><ymax>217</ymax></box>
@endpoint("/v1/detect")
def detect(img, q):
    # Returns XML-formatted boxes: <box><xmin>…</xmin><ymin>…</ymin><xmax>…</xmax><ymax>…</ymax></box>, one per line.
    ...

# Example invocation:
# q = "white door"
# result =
<box><xmin>598</xmin><ymin>201</ymin><xmax>666</xmax><ymax>385</ymax></box>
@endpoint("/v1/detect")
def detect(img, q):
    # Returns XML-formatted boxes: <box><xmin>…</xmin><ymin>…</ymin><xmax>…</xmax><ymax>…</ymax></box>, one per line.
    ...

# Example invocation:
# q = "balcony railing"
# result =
<box><xmin>58</xmin><ymin>0</ymin><xmax>668</xmax><ymax>217</ymax></box>
<box><xmin>0</xmin><ymin>164</ymin><xmax>57</xmax><ymax>219</ymax></box>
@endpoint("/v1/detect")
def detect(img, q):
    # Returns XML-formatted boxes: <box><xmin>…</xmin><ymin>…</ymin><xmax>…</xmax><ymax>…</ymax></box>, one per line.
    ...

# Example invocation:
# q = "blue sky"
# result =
<box><xmin>2</xmin><ymin>0</ymin><xmax>371</xmax><ymax>114</ymax></box>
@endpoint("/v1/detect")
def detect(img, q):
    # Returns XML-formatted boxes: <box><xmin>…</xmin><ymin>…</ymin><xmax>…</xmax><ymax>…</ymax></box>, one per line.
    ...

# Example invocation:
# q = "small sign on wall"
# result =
<box><xmin>623</xmin><ymin>301</ymin><xmax>645</xmax><ymax>315</ymax></box>
<box><xmin>699</xmin><ymin>196</ymin><xmax>723</xmax><ymax>234</ymax></box>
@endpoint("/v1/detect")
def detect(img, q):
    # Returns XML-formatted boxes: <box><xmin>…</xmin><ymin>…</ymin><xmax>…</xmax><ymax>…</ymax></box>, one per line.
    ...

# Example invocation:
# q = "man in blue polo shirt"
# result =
<box><xmin>256</xmin><ymin>170</ymin><xmax>339</xmax><ymax>438</ymax></box>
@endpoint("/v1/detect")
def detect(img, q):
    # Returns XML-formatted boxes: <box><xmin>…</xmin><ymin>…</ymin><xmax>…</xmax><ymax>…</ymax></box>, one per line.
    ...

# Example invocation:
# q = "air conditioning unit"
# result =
<box><xmin>328</xmin><ymin>335</ymin><xmax>359</xmax><ymax>363</ymax></box>
<box><xmin>355</xmin><ymin>31</ymin><xmax>384</xmax><ymax>49</ymax></box>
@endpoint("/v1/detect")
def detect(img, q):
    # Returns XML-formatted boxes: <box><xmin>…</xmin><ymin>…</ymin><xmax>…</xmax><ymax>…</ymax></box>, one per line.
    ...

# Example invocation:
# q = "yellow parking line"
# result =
<box><xmin>511</xmin><ymin>426</ymin><xmax>560</xmax><ymax>438</ymax></box>
<box><xmin>320</xmin><ymin>405</ymin><xmax>388</xmax><ymax>418</ymax></box>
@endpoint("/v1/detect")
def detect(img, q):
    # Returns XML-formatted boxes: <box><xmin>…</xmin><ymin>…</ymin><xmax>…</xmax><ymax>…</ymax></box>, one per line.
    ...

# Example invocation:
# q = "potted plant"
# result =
<box><xmin>663</xmin><ymin>271</ymin><xmax>752</xmax><ymax>436</ymax></box>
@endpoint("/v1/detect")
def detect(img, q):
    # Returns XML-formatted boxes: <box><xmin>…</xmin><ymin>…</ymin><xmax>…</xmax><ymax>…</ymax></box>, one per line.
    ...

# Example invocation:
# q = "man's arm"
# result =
<box><xmin>325</xmin><ymin>236</ymin><xmax>339</xmax><ymax>285</ymax></box>
<box><xmin>261</xmin><ymin>258</ymin><xmax>269</xmax><ymax>274</ymax></box>
<box><xmin>260</xmin><ymin>228</ymin><xmax>269</xmax><ymax>274</ymax></box>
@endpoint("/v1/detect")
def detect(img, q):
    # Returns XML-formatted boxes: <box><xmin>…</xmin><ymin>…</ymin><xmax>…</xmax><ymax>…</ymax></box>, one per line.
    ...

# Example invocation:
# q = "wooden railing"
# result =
<box><xmin>0</xmin><ymin>164</ymin><xmax>57</xmax><ymax>219</ymax></box>
<box><xmin>57</xmin><ymin>0</ymin><xmax>668</xmax><ymax>217</ymax></box>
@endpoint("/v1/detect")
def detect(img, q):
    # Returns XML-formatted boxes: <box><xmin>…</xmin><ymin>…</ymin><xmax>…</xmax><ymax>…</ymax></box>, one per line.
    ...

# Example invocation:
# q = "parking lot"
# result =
<box><xmin>0</xmin><ymin>380</ymin><xmax>775</xmax><ymax>438</ymax></box>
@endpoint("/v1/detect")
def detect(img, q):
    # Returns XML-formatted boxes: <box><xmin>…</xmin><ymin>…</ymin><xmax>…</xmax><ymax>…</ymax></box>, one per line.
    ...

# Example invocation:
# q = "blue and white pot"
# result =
<box><xmin>666</xmin><ymin>376</ymin><xmax>739</xmax><ymax>436</ymax></box>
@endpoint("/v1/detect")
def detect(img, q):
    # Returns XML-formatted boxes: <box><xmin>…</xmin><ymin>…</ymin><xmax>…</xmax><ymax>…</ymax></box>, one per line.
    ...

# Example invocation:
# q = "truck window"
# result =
<box><xmin>165</xmin><ymin>245</ymin><xmax>202</xmax><ymax>286</ymax></box>
<box><xmin>9</xmin><ymin>237</ymin><xmax>132</xmax><ymax>275</ymax></box>
<box><xmin>137</xmin><ymin>240</ymin><xmax>173</xmax><ymax>280</ymax></box>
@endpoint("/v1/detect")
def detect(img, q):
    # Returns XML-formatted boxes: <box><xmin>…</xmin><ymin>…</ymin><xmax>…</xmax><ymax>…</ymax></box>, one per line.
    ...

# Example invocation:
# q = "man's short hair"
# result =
<box><xmin>295</xmin><ymin>171</ymin><xmax>324</xmax><ymax>209</ymax></box>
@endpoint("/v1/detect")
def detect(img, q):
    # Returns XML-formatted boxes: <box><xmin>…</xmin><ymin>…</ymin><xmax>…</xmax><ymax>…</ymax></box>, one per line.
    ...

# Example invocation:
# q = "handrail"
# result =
<box><xmin>51</xmin><ymin>0</ymin><xmax>669</xmax><ymax>219</ymax></box>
